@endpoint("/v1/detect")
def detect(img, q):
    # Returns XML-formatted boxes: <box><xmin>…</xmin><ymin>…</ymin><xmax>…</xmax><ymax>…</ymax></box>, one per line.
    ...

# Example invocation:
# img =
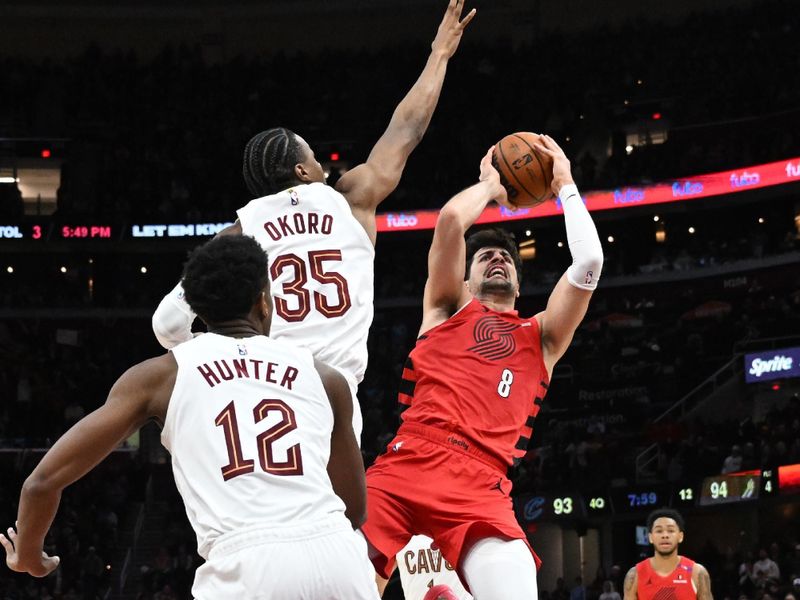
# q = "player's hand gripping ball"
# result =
<box><xmin>492</xmin><ymin>132</ymin><xmax>555</xmax><ymax>208</ymax></box>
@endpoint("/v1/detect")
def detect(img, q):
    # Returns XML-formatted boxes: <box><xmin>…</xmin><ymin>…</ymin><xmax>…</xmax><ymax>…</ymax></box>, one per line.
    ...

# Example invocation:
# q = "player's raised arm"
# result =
<box><xmin>0</xmin><ymin>356</ymin><xmax>175</xmax><ymax>577</ymax></box>
<box><xmin>315</xmin><ymin>360</ymin><xmax>367</xmax><ymax>529</ymax></box>
<box><xmin>336</xmin><ymin>0</ymin><xmax>476</xmax><ymax>240</ymax></box>
<box><xmin>151</xmin><ymin>222</ymin><xmax>242</xmax><ymax>349</ymax></box>
<box><xmin>532</xmin><ymin>135</ymin><xmax>603</xmax><ymax>374</ymax></box>
<box><xmin>421</xmin><ymin>147</ymin><xmax>509</xmax><ymax>331</ymax></box>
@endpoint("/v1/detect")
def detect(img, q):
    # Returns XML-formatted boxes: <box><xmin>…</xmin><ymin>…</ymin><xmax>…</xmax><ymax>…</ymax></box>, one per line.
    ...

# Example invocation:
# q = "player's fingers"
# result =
<box><xmin>7</xmin><ymin>527</ymin><xmax>17</xmax><ymax>542</ymax></box>
<box><xmin>543</xmin><ymin>134</ymin><xmax>565</xmax><ymax>152</ymax></box>
<box><xmin>533</xmin><ymin>143</ymin><xmax>555</xmax><ymax>157</ymax></box>
<box><xmin>0</xmin><ymin>533</ymin><xmax>12</xmax><ymax>552</ymax></box>
<box><xmin>460</xmin><ymin>8</ymin><xmax>477</xmax><ymax>27</ymax></box>
<box><xmin>43</xmin><ymin>554</ymin><xmax>60</xmax><ymax>568</ymax></box>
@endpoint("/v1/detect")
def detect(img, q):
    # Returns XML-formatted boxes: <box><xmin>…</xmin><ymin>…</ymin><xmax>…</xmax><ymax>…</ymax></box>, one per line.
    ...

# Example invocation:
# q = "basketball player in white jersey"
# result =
<box><xmin>398</xmin><ymin>536</ymin><xmax>472</xmax><ymax>600</ymax></box>
<box><xmin>151</xmin><ymin>0</ymin><xmax>477</xmax><ymax>442</ymax></box>
<box><xmin>1</xmin><ymin>236</ymin><xmax>379</xmax><ymax>599</ymax></box>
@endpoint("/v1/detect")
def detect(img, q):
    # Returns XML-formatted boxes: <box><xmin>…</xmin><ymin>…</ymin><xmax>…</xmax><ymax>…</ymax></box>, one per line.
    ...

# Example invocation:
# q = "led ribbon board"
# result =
<box><xmin>376</xmin><ymin>156</ymin><xmax>800</xmax><ymax>232</ymax></box>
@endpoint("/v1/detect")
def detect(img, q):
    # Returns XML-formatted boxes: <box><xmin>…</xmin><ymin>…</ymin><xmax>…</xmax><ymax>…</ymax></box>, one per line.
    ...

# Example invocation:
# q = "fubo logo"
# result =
<box><xmin>386</xmin><ymin>213</ymin><xmax>418</xmax><ymax>228</ymax></box>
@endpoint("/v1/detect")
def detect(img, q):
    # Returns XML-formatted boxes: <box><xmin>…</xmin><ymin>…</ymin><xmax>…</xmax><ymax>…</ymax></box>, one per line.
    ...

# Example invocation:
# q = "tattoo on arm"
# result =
<box><xmin>696</xmin><ymin>565</ymin><xmax>713</xmax><ymax>600</ymax></box>
<box><xmin>623</xmin><ymin>567</ymin><xmax>638</xmax><ymax>600</ymax></box>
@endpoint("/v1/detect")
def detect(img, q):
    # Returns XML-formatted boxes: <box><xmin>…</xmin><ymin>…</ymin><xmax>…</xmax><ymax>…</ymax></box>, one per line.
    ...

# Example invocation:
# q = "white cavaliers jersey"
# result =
<box><xmin>162</xmin><ymin>333</ymin><xmax>349</xmax><ymax>560</ymax></box>
<box><xmin>237</xmin><ymin>182</ymin><xmax>374</xmax><ymax>396</ymax></box>
<box><xmin>398</xmin><ymin>536</ymin><xmax>472</xmax><ymax>600</ymax></box>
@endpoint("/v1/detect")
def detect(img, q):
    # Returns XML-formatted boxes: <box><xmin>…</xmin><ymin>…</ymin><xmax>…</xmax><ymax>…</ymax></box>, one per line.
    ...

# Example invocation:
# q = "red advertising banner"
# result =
<box><xmin>779</xmin><ymin>463</ymin><xmax>800</xmax><ymax>493</ymax></box>
<box><xmin>376</xmin><ymin>156</ymin><xmax>800</xmax><ymax>233</ymax></box>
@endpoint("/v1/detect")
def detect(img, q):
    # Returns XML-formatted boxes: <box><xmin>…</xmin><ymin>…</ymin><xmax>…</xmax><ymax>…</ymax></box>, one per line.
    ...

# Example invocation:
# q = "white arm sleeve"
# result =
<box><xmin>152</xmin><ymin>282</ymin><xmax>196</xmax><ymax>349</ymax></box>
<box><xmin>561</xmin><ymin>184</ymin><xmax>603</xmax><ymax>290</ymax></box>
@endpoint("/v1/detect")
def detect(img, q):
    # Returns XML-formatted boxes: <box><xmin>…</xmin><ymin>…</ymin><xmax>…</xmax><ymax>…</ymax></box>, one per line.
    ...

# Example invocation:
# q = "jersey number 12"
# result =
<box><xmin>215</xmin><ymin>399</ymin><xmax>304</xmax><ymax>481</ymax></box>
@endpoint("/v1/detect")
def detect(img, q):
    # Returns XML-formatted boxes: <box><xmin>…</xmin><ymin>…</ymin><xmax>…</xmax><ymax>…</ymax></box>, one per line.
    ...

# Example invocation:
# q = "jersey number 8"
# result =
<box><xmin>497</xmin><ymin>368</ymin><xmax>514</xmax><ymax>398</ymax></box>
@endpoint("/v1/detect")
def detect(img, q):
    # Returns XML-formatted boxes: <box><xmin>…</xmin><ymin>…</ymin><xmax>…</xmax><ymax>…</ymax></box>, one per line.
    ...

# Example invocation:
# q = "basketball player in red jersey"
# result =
<box><xmin>624</xmin><ymin>509</ymin><xmax>713</xmax><ymax>600</ymax></box>
<box><xmin>361</xmin><ymin>135</ymin><xmax>604</xmax><ymax>599</ymax></box>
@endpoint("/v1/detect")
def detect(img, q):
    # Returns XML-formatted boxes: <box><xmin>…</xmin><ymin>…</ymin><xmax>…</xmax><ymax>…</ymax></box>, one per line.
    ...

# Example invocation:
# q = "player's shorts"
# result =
<box><xmin>362</xmin><ymin>423</ymin><xmax>541</xmax><ymax>582</ymax></box>
<box><xmin>192</xmin><ymin>515</ymin><xmax>379</xmax><ymax>599</ymax></box>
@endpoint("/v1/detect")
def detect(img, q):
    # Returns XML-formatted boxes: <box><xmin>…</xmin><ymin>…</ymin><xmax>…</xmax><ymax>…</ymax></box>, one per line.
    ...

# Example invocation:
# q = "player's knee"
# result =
<box><xmin>462</xmin><ymin>537</ymin><xmax>538</xmax><ymax>600</ymax></box>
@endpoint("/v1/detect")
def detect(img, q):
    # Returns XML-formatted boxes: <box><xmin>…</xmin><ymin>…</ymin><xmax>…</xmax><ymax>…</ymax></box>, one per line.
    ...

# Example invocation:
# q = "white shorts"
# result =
<box><xmin>193</xmin><ymin>516</ymin><xmax>379</xmax><ymax>599</ymax></box>
<box><xmin>397</xmin><ymin>535</ymin><xmax>472</xmax><ymax>600</ymax></box>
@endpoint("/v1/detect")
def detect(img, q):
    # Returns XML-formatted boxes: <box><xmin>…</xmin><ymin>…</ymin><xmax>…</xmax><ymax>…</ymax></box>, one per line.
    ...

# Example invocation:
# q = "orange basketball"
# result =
<box><xmin>492</xmin><ymin>132</ymin><xmax>554</xmax><ymax>207</ymax></box>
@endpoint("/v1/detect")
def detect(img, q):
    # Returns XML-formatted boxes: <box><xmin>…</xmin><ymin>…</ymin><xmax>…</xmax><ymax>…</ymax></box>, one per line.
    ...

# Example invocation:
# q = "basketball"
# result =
<box><xmin>492</xmin><ymin>132</ymin><xmax>554</xmax><ymax>207</ymax></box>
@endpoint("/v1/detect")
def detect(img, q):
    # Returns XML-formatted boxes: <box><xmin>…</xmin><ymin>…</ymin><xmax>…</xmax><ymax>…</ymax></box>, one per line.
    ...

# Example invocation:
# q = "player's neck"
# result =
<box><xmin>207</xmin><ymin>320</ymin><xmax>263</xmax><ymax>338</ymax></box>
<box><xmin>650</xmin><ymin>552</ymin><xmax>680</xmax><ymax>573</ymax></box>
<box><xmin>475</xmin><ymin>292</ymin><xmax>516</xmax><ymax>313</ymax></box>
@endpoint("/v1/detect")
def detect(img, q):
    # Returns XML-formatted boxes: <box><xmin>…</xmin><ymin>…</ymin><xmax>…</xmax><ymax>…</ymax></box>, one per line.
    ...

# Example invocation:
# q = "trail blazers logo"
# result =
<box><xmin>468</xmin><ymin>316</ymin><xmax>519</xmax><ymax>360</ymax></box>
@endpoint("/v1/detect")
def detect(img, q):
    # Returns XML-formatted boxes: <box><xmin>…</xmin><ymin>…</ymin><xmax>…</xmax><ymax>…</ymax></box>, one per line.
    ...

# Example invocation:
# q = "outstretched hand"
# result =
<box><xmin>479</xmin><ymin>146</ymin><xmax>511</xmax><ymax>209</ymax></box>
<box><xmin>0</xmin><ymin>524</ymin><xmax>60</xmax><ymax>577</ymax></box>
<box><xmin>532</xmin><ymin>134</ymin><xmax>575</xmax><ymax>197</ymax></box>
<box><xmin>431</xmin><ymin>0</ymin><xmax>476</xmax><ymax>58</ymax></box>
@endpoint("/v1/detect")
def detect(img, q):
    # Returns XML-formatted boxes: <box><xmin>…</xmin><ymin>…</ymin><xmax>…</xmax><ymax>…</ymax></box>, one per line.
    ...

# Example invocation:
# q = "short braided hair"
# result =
<box><xmin>182</xmin><ymin>235</ymin><xmax>270</xmax><ymax>325</ymax></box>
<box><xmin>242</xmin><ymin>127</ymin><xmax>304</xmax><ymax>197</ymax></box>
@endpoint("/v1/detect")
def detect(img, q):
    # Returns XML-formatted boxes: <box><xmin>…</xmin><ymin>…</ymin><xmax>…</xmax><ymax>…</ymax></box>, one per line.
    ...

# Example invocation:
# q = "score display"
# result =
<box><xmin>672</xmin><ymin>485</ymin><xmax>697</xmax><ymax>508</ymax></box>
<box><xmin>586</xmin><ymin>494</ymin><xmax>612</xmax><ymax>515</ymax></box>
<box><xmin>0</xmin><ymin>222</ymin><xmax>230</xmax><ymax>242</ymax></box>
<box><xmin>700</xmin><ymin>471</ymin><xmax>760</xmax><ymax>506</ymax></box>
<box><xmin>518</xmin><ymin>494</ymin><xmax>586</xmax><ymax>523</ymax></box>
<box><xmin>0</xmin><ymin>224</ymin><xmax>46</xmax><ymax>240</ymax></box>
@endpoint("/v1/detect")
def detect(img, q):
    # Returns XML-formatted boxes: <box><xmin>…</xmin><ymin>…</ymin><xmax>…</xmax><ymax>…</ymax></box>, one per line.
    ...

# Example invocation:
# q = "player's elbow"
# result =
<box><xmin>152</xmin><ymin>302</ymin><xmax>193</xmax><ymax>350</ymax></box>
<box><xmin>437</xmin><ymin>204</ymin><xmax>469</xmax><ymax>232</ymax></box>
<box><xmin>577</xmin><ymin>246</ymin><xmax>604</xmax><ymax>275</ymax></box>
<box><xmin>151</xmin><ymin>313</ymin><xmax>178</xmax><ymax>350</ymax></box>
<box><xmin>567</xmin><ymin>245</ymin><xmax>604</xmax><ymax>291</ymax></box>
<box><xmin>22</xmin><ymin>472</ymin><xmax>60</xmax><ymax>499</ymax></box>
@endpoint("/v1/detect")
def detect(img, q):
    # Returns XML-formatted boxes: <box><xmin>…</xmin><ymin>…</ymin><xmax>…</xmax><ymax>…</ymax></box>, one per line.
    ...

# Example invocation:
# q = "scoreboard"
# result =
<box><xmin>699</xmin><ymin>470</ymin><xmax>761</xmax><ymax>506</ymax></box>
<box><xmin>0</xmin><ymin>221</ymin><xmax>233</xmax><ymax>242</ymax></box>
<box><xmin>514</xmin><ymin>465</ymin><xmax>796</xmax><ymax>523</ymax></box>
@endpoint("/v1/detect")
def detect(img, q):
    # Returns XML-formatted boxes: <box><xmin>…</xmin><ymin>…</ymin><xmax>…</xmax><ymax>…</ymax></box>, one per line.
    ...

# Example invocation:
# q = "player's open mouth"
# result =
<box><xmin>486</xmin><ymin>266</ymin><xmax>507</xmax><ymax>278</ymax></box>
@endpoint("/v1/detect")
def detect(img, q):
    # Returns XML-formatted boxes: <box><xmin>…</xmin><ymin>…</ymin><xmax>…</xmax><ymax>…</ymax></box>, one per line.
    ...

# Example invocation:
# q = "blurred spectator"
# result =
<box><xmin>598</xmin><ymin>581</ymin><xmax>622</xmax><ymax>600</ymax></box>
<box><xmin>722</xmin><ymin>445</ymin><xmax>743</xmax><ymax>474</ymax></box>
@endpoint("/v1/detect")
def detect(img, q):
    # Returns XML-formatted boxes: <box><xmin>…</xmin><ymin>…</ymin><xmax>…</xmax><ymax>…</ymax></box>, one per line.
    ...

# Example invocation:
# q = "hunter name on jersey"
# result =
<box><xmin>195</xmin><ymin>358</ymin><xmax>300</xmax><ymax>390</ymax></box>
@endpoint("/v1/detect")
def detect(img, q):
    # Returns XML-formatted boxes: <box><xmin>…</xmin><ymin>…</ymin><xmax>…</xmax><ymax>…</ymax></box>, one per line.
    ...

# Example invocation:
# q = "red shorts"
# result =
<box><xmin>362</xmin><ymin>423</ymin><xmax>541</xmax><ymax>581</ymax></box>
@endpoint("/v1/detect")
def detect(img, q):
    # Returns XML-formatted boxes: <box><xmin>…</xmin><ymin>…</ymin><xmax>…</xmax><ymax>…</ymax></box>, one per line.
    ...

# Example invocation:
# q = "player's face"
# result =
<box><xmin>467</xmin><ymin>246</ymin><xmax>519</xmax><ymax>298</ymax></box>
<box><xmin>294</xmin><ymin>135</ymin><xmax>326</xmax><ymax>184</ymax></box>
<box><xmin>648</xmin><ymin>517</ymin><xmax>684</xmax><ymax>556</ymax></box>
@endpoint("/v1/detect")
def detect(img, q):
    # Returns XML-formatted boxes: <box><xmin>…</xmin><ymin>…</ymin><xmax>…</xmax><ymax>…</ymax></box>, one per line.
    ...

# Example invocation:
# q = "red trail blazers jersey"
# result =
<box><xmin>636</xmin><ymin>557</ymin><xmax>697</xmax><ymax>600</ymax></box>
<box><xmin>397</xmin><ymin>298</ymin><xmax>549</xmax><ymax>469</ymax></box>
